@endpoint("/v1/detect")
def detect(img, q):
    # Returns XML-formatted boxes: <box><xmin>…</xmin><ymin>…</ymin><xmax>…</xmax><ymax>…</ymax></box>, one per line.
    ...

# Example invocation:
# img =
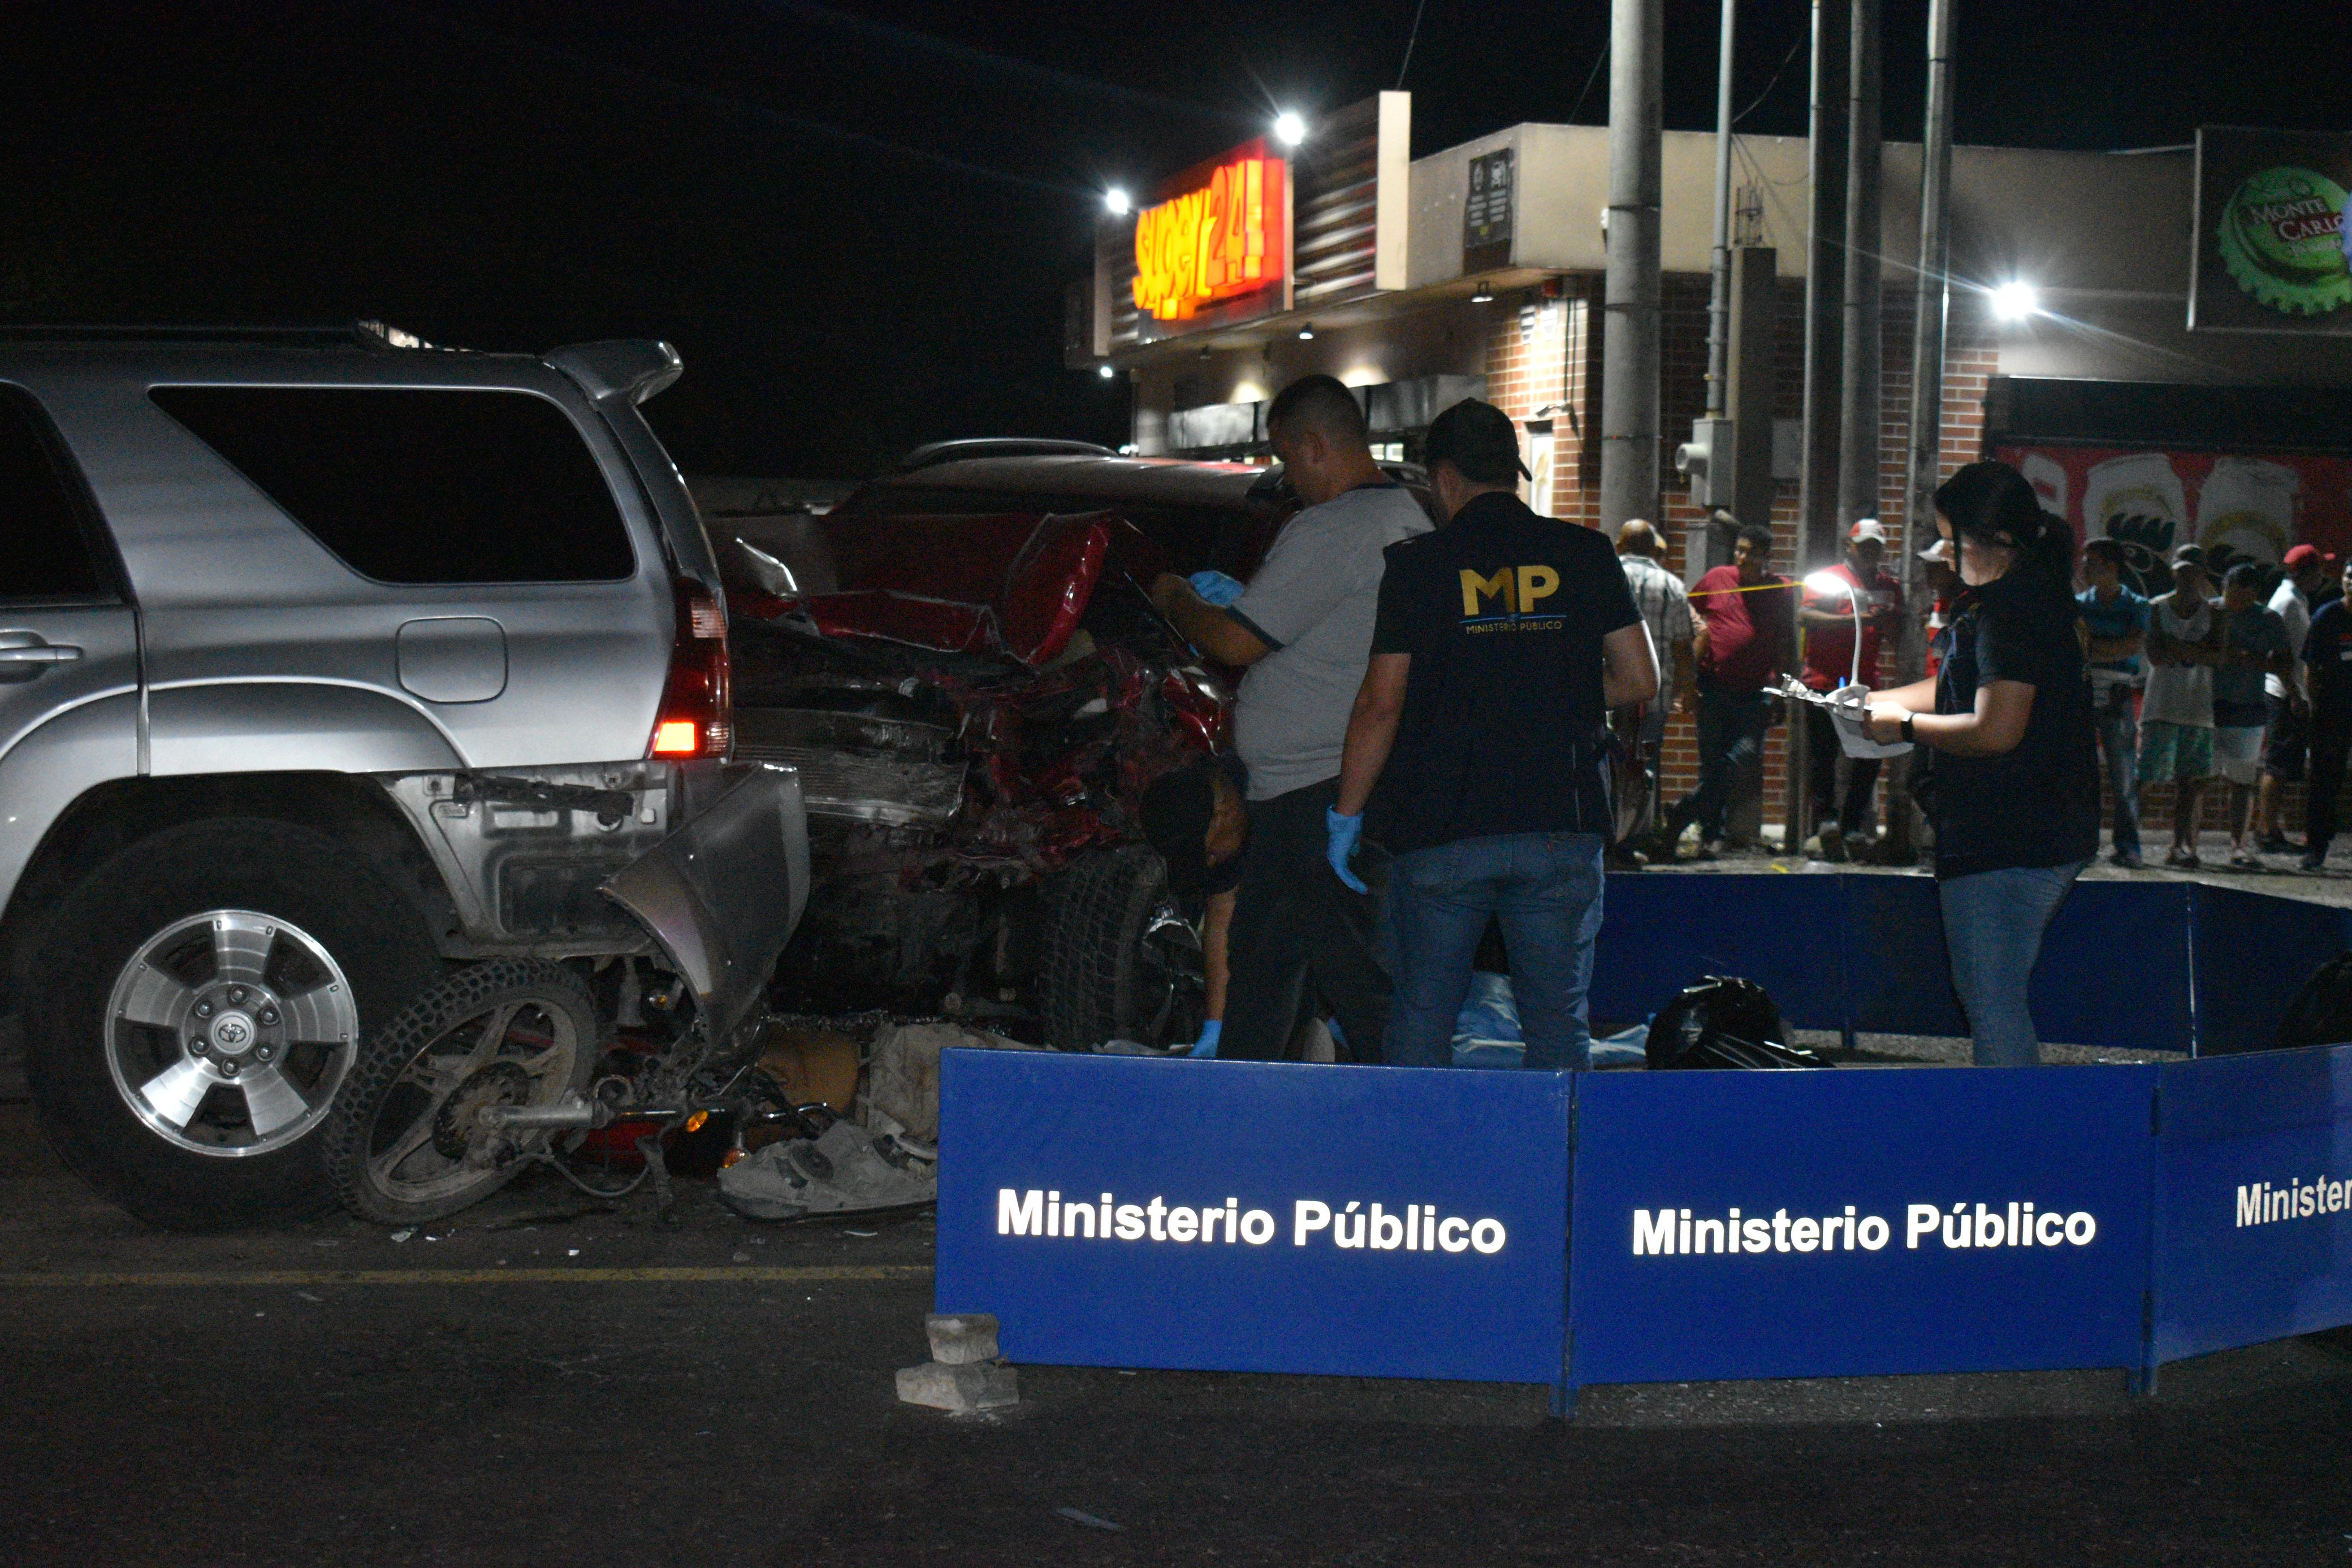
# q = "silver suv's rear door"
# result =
<box><xmin>0</xmin><ymin>384</ymin><xmax>140</xmax><ymax>906</ymax></box>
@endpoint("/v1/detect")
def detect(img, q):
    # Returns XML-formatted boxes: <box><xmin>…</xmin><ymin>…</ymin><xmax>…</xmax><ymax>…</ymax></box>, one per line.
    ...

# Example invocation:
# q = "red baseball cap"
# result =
<box><xmin>2284</xmin><ymin>543</ymin><xmax>2331</xmax><ymax>570</ymax></box>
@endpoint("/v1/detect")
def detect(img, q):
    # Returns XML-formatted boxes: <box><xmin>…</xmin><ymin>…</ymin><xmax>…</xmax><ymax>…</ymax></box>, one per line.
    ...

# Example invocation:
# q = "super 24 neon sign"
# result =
<box><xmin>1132</xmin><ymin>142</ymin><xmax>1287</xmax><ymax>323</ymax></box>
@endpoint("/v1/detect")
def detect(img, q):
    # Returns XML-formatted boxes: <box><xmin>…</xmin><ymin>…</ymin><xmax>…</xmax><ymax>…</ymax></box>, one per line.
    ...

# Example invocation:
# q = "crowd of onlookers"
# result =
<box><xmin>2076</xmin><ymin>538</ymin><xmax>2348</xmax><ymax>872</ymax></box>
<box><xmin>1611</xmin><ymin>517</ymin><xmax>2351</xmax><ymax>874</ymax></box>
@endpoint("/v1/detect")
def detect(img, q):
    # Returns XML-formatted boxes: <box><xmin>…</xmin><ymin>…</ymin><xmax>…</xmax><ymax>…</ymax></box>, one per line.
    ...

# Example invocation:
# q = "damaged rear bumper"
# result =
<box><xmin>601</xmin><ymin>762</ymin><xmax>811</xmax><ymax>1048</ymax></box>
<box><xmin>381</xmin><ymin>759</ymin><xmax>808</xmax><ymax>1042</ymax></box>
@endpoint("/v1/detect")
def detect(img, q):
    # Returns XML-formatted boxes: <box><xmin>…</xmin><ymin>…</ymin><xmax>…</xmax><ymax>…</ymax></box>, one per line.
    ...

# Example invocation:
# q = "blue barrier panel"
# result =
<box><xmin>1604</xmin><ymin>873</ymin><xmax>2198</xmax><ymax>1052</ymax></box>
<box><xmin>1837</xmin><ymin>874</ymin><xmax>2193</xmax><ymax>1050</ymax></box>
<box><xmin>2151</xmin><ymin>1045</ymin><xmax>2352</xmax><ymax>1363</ymax></box>
<box><xmin>2186</xmin><ymin>887</ymin><xmax>2352</xmax><ymax>1055</ymax></box>
<box><xmin>1841</xmin><ymin>874</ymin><xmax>1968</xmax><ymax>1039</ymax></box>
<box><xmin>2029</xmin><ymin>880</ymin><xmax>2195</xmax><ymax>1053</ymax></box>
<box><xmin>1590</xmin><ymin>876</ymin><xmax>1846</xmax><ymax>1030</ymax></box>
<box><xmin>1567</xmin><ymin>1065</ymin><xmax>2158</xmax><ymax>1385</ymax></box>
<box><xmin>934</xmin><ymin>1050</ymin><xmax>1572</xmax><ymax>1384</ymax></box>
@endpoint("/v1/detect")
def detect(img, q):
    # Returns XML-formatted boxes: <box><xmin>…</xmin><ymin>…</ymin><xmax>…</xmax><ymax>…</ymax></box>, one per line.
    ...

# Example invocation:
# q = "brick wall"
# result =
<box><xmin>1481</xmin><ymin>272</ymin><xmax>2005</xmax><ymax>846</ymax></box>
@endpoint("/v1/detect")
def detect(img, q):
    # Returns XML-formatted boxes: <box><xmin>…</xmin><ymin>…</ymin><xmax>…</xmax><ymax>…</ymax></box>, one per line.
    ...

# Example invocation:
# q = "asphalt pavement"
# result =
<box><xmin>2</xmin><ymin>1101</ymin><xmax>2347</xmax><ymax>1566</ymax></box>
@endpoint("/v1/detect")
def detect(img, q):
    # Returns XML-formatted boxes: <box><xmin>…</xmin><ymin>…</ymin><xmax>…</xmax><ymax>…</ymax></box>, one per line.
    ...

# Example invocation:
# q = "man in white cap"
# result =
<box><xmin>1796</xmin><ymin>519</ymin><xmax>1903</xmax><ymax>859</ymax></box>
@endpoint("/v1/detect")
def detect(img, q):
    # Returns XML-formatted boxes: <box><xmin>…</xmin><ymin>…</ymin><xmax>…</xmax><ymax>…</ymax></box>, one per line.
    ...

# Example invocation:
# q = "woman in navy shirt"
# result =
<box><xmin>1866</xmin><ymin>462</ymin><xmax>2099</xmax><ymax>1065</ymax></box>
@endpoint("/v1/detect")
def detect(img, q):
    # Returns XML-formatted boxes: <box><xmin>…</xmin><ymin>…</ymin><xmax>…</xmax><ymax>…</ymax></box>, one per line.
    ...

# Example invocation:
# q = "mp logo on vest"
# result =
<box><xmin>1460</xmin><ymin>565</ymin><xmax>1564</xmax><ymax>633</ymax></box>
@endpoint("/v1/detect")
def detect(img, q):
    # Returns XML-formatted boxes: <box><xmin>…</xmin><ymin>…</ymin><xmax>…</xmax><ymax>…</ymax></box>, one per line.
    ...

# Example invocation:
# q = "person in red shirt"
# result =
<box><xmin>1797</xmin><ymin>519</ymin><xmax>1904</xmax><ymax>859</ymax></box>
<box><xmin>1656</xmin><ymin>522</ymin><xmax>1792</xmax><ymax>858</ymax></box>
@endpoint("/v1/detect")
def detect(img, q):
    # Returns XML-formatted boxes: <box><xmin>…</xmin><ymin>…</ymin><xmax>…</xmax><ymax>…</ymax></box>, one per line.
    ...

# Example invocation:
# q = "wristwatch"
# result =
<box><xmin>1900</xmin><ymin>713</ymin><xmax>1917</xmax><ymax>744</ymax></box>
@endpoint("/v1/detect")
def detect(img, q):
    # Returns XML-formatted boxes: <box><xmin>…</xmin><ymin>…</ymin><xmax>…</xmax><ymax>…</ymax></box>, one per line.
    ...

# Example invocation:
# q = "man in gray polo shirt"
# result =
<box><xmin>1151</xmin><ymin>375</ymin><xmax>1430</xmax><ymax>1060</ymax></box>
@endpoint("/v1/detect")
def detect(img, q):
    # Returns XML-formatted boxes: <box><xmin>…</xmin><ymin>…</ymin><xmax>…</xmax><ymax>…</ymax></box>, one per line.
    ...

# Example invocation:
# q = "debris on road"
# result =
<box><xmin>925</xmin><ymin>1312</ymin><xmax>1000</xmax><ymax>1364</ymax></box>
<box><xmin>896</xmin><ymin>1359</ymin><xmax>1019</xmax><ymax>1413</ymax></box>
<box><xmin>897</xmin><ymin>1315</ymin><xmax>1018</xmax><ymax>1413</ymax></box>
<box><xmin>755</xmin><ymin>1023</ymin><xmax>863</xmax><ymax>1119</ymax></box>
<box><xmin>720</xmin><ymin>1119</ymin><xmax>937</xmax><ymax>1222</ymax></box>
<box><xmin>1055</xmin><ymin>1508</ymin><xmax>1126</xmax><ymax>1533</ymax></box>
<box><xmin>861</xmin><ymin>1021</ymin><xmax>1037</xmax><ymax>1146</ymax></box>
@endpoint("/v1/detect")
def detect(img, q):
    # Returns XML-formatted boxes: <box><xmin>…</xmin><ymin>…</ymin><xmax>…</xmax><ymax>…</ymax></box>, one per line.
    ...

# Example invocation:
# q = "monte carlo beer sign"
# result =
<box><xmin>1131</xmin><ymin>138</ymin><xmax>1289</xmax><ymax>335</ymax></box>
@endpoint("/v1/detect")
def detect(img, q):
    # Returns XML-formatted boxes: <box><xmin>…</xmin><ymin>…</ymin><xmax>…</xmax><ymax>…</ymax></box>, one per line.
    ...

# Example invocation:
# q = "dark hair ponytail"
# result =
<box><xmin>1933</xmin><ymin>460</ymin><xmax>2074</xmax><ymax>589</ymax></box>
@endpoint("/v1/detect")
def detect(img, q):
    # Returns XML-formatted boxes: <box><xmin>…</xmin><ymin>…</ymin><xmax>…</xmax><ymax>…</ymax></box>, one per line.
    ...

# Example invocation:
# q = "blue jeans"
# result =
<box><xmin>2092</xmin><ymin>686</ymin><xmax>2141</xmax><ymax>855</ymax></box>
<box><xmin>1937</xmin><ymin>860</ymin><xmax>2089</xmax><ymax>1067</ymax></box>
<box><xmin>1383</xmin><ymin>833</ymin><xmax>1607</xmax><ymax>1071</ymax></box>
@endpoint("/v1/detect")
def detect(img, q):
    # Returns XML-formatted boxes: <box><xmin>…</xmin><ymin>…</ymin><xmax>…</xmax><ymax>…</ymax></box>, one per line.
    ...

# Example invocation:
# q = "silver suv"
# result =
<box><xmin>0</xmin><ymin>325</ymin><xmax>807</xmax><ymax>1229</ymax></box>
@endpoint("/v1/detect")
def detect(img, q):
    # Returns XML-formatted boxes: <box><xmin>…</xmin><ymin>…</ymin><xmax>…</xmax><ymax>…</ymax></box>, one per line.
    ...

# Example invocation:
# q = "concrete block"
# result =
<box><xmin>925</xmin><ymin>1312</ymin><xmax>1001</xmax><ymax>1365</ymax></box>
<box><xmin>896</xmin><ymin>1359</ymin><xmax>1019</xmax><ymax>1413</ymax></box>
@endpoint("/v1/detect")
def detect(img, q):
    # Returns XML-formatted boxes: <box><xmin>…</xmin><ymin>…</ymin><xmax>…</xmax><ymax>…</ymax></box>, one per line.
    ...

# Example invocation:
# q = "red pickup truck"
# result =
<box><xmin>719</xmin><ymin>442</ymin><xmax>1320</xmax><ymax>1050</ymax></box>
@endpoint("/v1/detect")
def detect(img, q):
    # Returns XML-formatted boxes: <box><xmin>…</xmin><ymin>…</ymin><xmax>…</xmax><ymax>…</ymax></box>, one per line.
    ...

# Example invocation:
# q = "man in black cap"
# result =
<box><xmin>1138</xmin><ymin>755</ymin><xmax>1249</xmax><ymax>1055</ymax></box>
<box><xmin>1329</xmin><ymin>399</ymin><xmax>1658</xmax><ymax>1069</ymax></box>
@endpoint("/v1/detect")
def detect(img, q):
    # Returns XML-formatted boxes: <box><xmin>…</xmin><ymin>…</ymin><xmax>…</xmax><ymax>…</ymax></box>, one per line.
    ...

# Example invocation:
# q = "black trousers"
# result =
<box><xmin>1220</xmin><ymin>777</ymin><xmax>1393</xmax><ymax>1063</ymax></box>
<box><xmin>2310</xmin><ymin>720</ymin><xmax>2350</xmax><ymax>855</ymax></box>
<box><xmin>1671</xmin><ymin>679</ymin><xmax>1772</xmax><ymax>841</ymax></box>
<box><xmin>1804</xmin><ymin>703</ymin><xmax>1881</xmax><ymax>835</ymax></box>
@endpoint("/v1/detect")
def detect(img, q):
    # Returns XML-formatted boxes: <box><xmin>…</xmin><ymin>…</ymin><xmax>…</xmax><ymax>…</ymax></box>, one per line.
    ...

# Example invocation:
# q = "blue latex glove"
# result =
<box><xmin>1326</xmin><ymin>807</ymin><xmax>1367</xmax><ymax>893</ymax></box>
<box><xmin>1188</xmin><ymin>570</ymin><xmax>1246</xmax><ymax>607</ymax></box>
<box><xmin>1187</xmin><ymin>1019</ymin><xmax>1222</xmax><ymax>1058</ymax></box>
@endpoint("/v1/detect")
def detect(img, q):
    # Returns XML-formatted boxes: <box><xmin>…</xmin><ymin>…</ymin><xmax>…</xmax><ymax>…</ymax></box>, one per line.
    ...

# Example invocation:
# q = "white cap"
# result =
<box><xmin>1849</xmin><ymin>519</ymin><xmax>1888</xmax><ymax>544</ymax></box>
<box><xmin>1917</xmin><ymin>537</ymin><xmax>1955</xmax><ymax>565</ymax></box>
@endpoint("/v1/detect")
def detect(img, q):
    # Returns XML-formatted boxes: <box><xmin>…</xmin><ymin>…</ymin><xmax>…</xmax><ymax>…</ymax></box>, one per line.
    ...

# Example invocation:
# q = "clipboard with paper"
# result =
<box><xmin>1780</xmin><ymin>677</ymin><xmax>1913</xmax><ymax>759</ymax></box>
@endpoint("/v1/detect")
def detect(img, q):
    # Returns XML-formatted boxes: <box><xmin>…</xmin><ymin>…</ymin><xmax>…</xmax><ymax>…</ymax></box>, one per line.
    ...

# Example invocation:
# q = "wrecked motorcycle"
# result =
<box><xmin>321</xmin><ymin>764</ymin><xmax>820</xmax><ymax>1224</ymax></box>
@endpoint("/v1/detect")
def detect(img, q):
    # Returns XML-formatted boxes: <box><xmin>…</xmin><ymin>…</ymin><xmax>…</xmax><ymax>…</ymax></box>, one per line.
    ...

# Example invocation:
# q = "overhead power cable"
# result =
<box><xmin>1733</xmin><ymin>33</ymin><xmax>1809</xmax><ymax>126</ymax></box>
<box><xmin>1396</xmin><ymin>0</ymin><xmax>1431</xmax><ymax>89</ymax></box>
<box><xmin>1567</xmin><ymin>39</ymin><xmax>1610</xmax><ymax>125</ymax></box>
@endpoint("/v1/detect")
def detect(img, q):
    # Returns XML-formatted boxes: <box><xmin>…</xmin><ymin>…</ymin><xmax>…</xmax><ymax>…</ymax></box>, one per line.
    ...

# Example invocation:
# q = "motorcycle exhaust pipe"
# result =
<box><xmin>479</xmin><ymin>1094</ymin><xmax>703</xmax><ymax>1131</ymax></box>
<box><xmin>478</xmin><ymin>1091</ymin><xmax>610</xmax><ymax>1131</ymax></box>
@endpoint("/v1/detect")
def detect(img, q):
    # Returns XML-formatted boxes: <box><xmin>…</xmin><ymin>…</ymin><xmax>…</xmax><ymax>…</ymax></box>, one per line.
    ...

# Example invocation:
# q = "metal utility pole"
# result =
<box><xmin>1705</xmin><ymin>0</ymin><xmax>1737</xmax><ymax>421</ymax></box>
<box><xmin>1836</xmin><ymin>0</ymin><xmax>1883</xmax><ymax>531</ymax></box>
<box><xmin>1600</xmin><ymin>0</ymin><xmax>1663</xmax><ymax>531</ymax></box>
<box><xmin>1903</xmin><ymin>0</ymin><xmax>1958</xmax><ymax>589</ymax></box>
<box><xmin>1881</xmin><ymin>0</ymin><xmax>1956</xmax><ymax>863</ymax></box>
<box><xmin>1798</xmin><ymin>0</ymin><xmax>1849</xmax><ymax>571</ymax></box>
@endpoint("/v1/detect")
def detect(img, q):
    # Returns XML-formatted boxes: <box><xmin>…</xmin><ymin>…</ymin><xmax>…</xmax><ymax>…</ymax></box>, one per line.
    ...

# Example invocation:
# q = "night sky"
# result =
<box><xmin>6</xmin><ymin>1</ymin><xmax>2349</xmax><ymax>480</ymax></box>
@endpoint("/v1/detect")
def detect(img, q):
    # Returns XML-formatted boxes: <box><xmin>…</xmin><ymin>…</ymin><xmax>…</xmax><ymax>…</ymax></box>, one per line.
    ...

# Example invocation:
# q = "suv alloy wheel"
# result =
<box><xmin>24</xmin><ymin>818</ymin><xmax>444</xmax><ymax>1230</ymax></box>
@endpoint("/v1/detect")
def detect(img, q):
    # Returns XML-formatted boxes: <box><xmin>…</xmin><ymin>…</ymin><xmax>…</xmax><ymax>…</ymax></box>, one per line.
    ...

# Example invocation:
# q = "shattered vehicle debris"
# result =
<box><xmin>718</xmin><ymin>447</ymin><xmax>1390</xmax><ymax>1049</ymax></box>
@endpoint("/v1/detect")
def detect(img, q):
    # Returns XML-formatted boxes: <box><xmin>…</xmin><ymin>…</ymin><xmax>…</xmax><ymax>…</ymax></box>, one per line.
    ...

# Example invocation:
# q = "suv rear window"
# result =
<box><xmin>0</xmin><ymin>384</ymin><xmax>112</xmax><ymax>601</ymax></box>
<box><xmin>149</xmin><ymin>385</ymin><xmax>635</xmax><ymax>584</ymax></box>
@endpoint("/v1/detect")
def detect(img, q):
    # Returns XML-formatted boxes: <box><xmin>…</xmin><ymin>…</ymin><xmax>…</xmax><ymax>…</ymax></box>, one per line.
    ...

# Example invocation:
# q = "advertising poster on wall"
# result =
<box><xmin>2191</xmin><ymin>127</ymin><xmax>2352</xmax><ymax>335</ymax></box>
<box><xmin>1990</xmin><ymin>441</ymin><xmax>2352</xmax><ymax>590</ymax></box>
<box><xmin>1463</xmin><ymin>147</ymin><xmax>1514</xmax><ymax>274</ymax></box>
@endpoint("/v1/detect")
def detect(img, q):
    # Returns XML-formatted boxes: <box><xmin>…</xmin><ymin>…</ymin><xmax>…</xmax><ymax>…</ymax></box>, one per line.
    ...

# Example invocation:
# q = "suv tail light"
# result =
<box><xmin>648</xmin><ymin>584</ymin><xmax>732</xmax><ymax>759</ymax></box>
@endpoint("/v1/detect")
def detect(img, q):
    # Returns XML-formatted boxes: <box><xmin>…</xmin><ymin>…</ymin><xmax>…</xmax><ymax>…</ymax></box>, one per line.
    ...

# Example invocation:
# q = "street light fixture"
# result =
<box><xmin>1297</xmin><ymin>323</ymin><xmax>1316</xmax><ymax>341</ymax></box>
<box><xmin>1273</xmin><ymin>111</ymin><xmax>1307</xmax><ymax>149</ymax></box>
<box><xmin>1104</xmin><ymin>188</ymin><xmax>1131</xmax><ymax>217</ymax></box>
<box><xmin>1990</xmin><ymin>280</ymin><xmax>2040</xmax><ymax>321</ymax></box>
<box><xmin>1470</xmin><ymin>281</ymin><xmax>1495</xmax><ymax>303</ymax></box>
<box><xmin>1097</xmin><ymin>363</ymin><xmax>1116</xmax><ymax>379</ymax></box>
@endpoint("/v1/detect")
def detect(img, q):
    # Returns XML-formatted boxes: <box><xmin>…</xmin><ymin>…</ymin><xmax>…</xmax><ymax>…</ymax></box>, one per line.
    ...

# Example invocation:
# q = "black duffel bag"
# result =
<box><xmin>1645</xmin><ymin>976</ymin><xmax>1834</xmax><ymax>1071</ymax></box>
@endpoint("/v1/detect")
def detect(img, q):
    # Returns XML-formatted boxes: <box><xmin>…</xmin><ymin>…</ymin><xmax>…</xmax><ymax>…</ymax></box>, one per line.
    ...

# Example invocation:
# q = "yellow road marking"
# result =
<box><xmin>0</xmin><ymin>1265</ymin><xmax>933</xmax><ymax>1288</ymax></box>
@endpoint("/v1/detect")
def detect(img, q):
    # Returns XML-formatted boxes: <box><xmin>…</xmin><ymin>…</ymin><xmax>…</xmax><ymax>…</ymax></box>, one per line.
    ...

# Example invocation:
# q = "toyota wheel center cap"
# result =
<box><xmin>210</xmin><ymin>1012</ymin><xmax>257</xmax><ymax>1055</ymax></box>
